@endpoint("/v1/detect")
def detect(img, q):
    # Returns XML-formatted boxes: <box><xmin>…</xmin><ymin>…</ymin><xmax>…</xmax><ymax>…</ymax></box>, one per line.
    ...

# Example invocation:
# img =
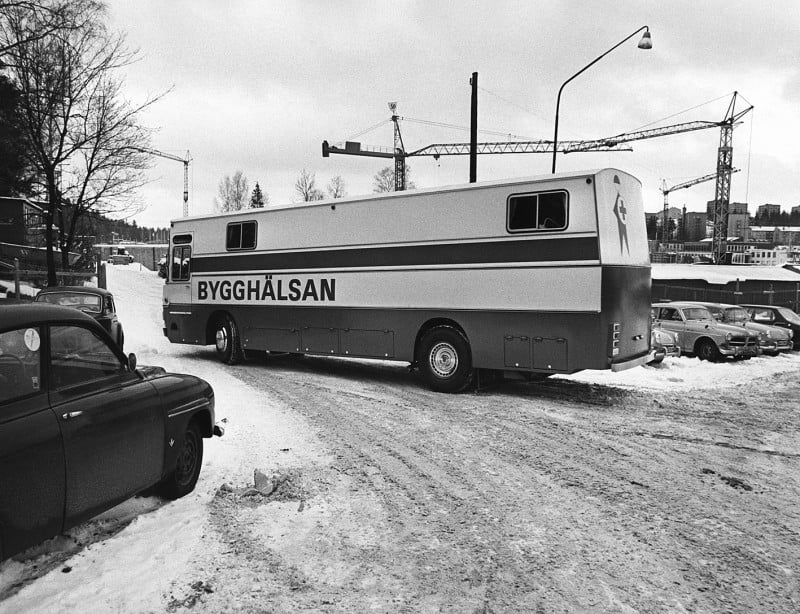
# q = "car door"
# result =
<box><xmin>0</xmin><ymin>325</ymin><xmax>64</xmax><ymax>559</ymax></box>
<box><xmin>655</xmin><ymin>307</ymin><xmax>687</xmax><ymax>349</ymax></box>
<box><xmin>47</xmin><ymin>323</ymin><xmax>166</xmax><ymax>527</ymax></box>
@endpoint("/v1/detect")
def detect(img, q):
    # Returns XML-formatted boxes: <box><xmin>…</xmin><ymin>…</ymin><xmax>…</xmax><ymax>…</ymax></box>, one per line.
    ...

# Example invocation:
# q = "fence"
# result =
<box><xmin>0</xmin><ymin>258</ymin><xmax>101</xmax><ymax>301</ymax></box>
<box><xmin>652</xmin><ymin>282</ymin><xmax>800</xmax><ymax>311</ymax></box>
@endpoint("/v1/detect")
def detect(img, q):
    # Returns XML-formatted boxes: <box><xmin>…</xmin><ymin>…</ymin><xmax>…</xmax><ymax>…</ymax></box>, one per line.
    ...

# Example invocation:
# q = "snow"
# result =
<box><xmin>652</xmin><ymin>262</ymin><xmax>800</xmax><ymax>284</ymax></box>
<box><xmin>1</xmin><ymin>264</ymin><xmax>799</xmax><ymax>612</ymax></box>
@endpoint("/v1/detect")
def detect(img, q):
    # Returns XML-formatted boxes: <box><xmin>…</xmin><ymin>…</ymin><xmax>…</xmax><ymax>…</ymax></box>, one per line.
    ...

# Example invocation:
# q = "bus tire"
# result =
<box><xmin>418</xmin><ymin>326</ymin><xmax>473</xmax><ymax>393</ymax></box>
<box><xmin>215</xmin><ymin>314</ymin><xmax>244</xmax><ymax>364</ymax></box>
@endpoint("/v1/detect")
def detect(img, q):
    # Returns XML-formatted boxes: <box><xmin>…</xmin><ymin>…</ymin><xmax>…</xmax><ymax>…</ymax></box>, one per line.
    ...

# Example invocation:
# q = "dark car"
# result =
<box><xmin>741</xmin><ymin>304</ymin><xmax>800</xmax><ymax>350</ymax></box>
<box><xmin>34</xmin><ymin>286</ymin><xmax>125</xmax><ymax>350</ymax></box>
<box><xmin>0</xmin><ymin>304</ymin><xmax>222</xmax><ymax>561</ymax></box>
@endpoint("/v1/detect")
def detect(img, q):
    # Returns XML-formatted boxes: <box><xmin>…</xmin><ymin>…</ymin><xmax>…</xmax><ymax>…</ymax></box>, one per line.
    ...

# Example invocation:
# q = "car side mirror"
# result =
<box><xmin>128</xmin><ymin>352</ymin><xmax>137</xmax><ymax>371</ymax></box>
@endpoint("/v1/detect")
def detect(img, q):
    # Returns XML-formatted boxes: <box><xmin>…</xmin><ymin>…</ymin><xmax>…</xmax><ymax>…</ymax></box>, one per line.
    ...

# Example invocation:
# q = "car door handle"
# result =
<box><xmin>61</xmin><ymin>411</ymin><xmax>84</xmax><ymax>420</ymax></box>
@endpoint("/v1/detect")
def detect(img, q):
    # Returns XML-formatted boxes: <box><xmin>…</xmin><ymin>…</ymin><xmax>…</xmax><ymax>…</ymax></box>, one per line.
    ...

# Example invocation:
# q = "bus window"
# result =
<box><xmin>226</xmin><ymin>221</ymin><xmax>257</xmax><ymax>250</ymax></box>
<box><xmin>507</xmin><ymin>191</ymin><xmax>568</xmax><ymax>232</ymax></box>
<box><xmin>171</xmin><ymin>246</ymin><xmax>191</xmax><ymax>281</ymax></box>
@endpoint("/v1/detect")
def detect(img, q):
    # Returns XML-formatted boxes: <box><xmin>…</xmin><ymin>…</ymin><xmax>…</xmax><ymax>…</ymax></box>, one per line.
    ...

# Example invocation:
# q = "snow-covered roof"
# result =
<box><xmin>652</xmin><ymin>263</ymin><xmax>800</xmax><ymax>284</ymax></box>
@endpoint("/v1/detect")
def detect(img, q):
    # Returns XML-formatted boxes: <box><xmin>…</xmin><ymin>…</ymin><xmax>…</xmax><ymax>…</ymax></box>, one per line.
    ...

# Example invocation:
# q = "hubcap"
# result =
<box><xmin>215</xmin><ymin>327</ymin><xmax>228</xmax><ymax>352</ymax></box>
<box><xmin>429</xmin><ymin>342</ymin><xmax>458</xmax><ymax>378</ymax></box>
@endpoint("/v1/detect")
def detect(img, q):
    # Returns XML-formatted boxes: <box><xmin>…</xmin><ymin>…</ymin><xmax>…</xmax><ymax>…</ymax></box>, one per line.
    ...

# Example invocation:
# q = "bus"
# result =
<box><xmin>163</xmin><ymin>168</ymin><xmax>651</xmax><ymax>392</ymax></box>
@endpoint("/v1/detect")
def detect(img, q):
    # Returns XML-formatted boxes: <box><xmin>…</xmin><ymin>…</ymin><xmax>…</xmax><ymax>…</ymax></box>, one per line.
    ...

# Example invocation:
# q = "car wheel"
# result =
<box><xmin>158</xmin><ymin>421</ymin><xmax>203</xmax><ymax>500</ymax></box>
<box><xmin>696</xmin><ymin>339</ymin><xmax>720</xmax><ymax>362</ymax></box>
<box><xmin>417</xmin><ymin>326</ymin><xmax>473</xmax><ymax>393</ymax></box>
<box><xmin>215</xmin><ymin>314</ymin><xmax>244</xmax><ymax>364</ymax></box>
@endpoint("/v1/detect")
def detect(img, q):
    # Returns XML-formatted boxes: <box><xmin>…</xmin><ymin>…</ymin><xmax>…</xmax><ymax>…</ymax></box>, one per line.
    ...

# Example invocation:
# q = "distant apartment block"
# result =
<box><xmin>757</xmin><ymin>203</ymin><xmax>782</xmax><ymax>218</ymax></box>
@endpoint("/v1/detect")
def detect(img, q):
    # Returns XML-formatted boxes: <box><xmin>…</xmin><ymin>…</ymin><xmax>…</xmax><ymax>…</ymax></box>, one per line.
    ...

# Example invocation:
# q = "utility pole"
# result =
<box><xmin>469</xmin><ymin>72</ymin><xmax>478</xmax><ymax>183</ymax></box>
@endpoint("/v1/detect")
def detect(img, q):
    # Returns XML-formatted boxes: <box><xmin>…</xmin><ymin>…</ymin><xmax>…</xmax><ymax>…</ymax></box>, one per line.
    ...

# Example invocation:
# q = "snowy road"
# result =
<box><xmin>2</xmin><ymin>265</ymin><xmax>800</xmax><ymax>613</ymax></box>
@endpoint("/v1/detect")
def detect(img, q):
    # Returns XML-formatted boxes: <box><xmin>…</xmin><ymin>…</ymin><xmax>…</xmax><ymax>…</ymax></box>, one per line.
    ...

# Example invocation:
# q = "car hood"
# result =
<box><xmin>691</xmin><ymin>320</ymin><xmax>757</xmax><ymax>336</ymax></box>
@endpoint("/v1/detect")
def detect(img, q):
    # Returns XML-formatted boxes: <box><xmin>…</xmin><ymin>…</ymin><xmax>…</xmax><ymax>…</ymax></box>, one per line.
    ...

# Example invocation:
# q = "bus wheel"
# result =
<box><xmin>215</xmin><ymin>314</ymin><xmax>244</xmax><ymax>364</ymax></box>
<box><xmin>418</xmin><ymin>326</ymin><xmax>473</xmax><ymax>393</ymax></box>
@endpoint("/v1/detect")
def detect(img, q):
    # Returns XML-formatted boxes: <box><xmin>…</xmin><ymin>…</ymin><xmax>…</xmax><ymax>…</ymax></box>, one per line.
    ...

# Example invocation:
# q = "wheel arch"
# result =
<box><xmin>692</xmin><ymin>335</ymin><xmax>719</xmax><ymax>354</ymax></box>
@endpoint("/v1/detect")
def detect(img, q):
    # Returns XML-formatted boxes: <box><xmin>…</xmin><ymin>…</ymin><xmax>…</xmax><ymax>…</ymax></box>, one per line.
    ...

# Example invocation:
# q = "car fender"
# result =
<box><xmin>147</xmin><ymin>373</ymin><xmax>217</xmax><ymax>479</ymax></box>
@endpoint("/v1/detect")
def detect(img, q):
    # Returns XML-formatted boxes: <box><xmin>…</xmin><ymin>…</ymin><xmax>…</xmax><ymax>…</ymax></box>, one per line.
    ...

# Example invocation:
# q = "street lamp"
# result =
<box><xmin>551</xmin><ymin>26</ymin><xmax>652</xmax><ymax>174</ymax></box>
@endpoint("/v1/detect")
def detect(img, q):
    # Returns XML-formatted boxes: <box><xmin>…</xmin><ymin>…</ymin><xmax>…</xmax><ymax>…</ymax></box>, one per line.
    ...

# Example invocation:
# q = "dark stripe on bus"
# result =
<box><xmin>191</xmin><ymin>236</ymin><xmax>599</xmax><ymax>273</ymax></box>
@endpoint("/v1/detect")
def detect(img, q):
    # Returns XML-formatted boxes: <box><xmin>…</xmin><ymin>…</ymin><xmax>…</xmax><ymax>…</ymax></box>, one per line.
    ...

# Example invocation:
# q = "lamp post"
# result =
<box><xmin>551</xmin><ymin>26</ymin><xmax>652</xmax><ymax>174</ymax></box>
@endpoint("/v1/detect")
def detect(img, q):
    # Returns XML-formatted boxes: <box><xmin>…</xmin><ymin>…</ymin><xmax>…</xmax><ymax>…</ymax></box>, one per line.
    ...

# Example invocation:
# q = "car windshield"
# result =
<box><xmin>723</xmin><ymin>308</ymin><xmax>750</xmax><ymax>323</ymax></box>
<box><xmin>777</xmin><ymin>307</ymin><xmax>800</xmax><ymax>325</ymax></box>
<box><xmin>36</xmin><ymin>291</ymin><xmax>102</xmax><ymax>313</ymax></box>
<box><xmin>683</xmin><ymin>307</ymin><xmax>714</xmax><ymax>321</ymax></box>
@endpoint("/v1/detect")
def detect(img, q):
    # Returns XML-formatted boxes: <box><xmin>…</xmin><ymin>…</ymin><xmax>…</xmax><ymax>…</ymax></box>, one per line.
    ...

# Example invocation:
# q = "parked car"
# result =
<box><xmin>741</xmin><ymin>304</ymin><xmax>800</xmax><ymax>350</ymax></box>
<box><xmin>651</xmin><ymin>302</ymin><xmax>759</xmax><ymax>361</ymax></box>
<box><xmin>107</xmin><ymin>248</ymin><xmax>134</xmax><ymax>265</ymax></box>
<box><xmin>691</xmin><ymin>302</ymin><xmax>794</xmax><ymax>356</ymax></box>
<box><xmin>0</xmin><ymin>304</ymin><xmax>222</xmax><ymax>561</ymax></box>
<box><xmin>648</xmin><ymin>325</ymin><xmax>681</xmax><ymax>365</ymax></box>
<box><xmin>34</xmin><ymin>286</ymin><xmax>125</xmax><ymax>350</ymax></box>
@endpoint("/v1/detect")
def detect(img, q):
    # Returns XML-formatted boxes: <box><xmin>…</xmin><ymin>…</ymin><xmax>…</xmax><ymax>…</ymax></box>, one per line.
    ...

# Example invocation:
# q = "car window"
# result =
<box><xmin>749</xmin><ymin>308</ymin><xmax>772</xmax><ymax>323</ymax></box>
<box><xmin>658</xmin><ymin>308</ymin><xmax>681</xmax><ymax>321</ymax></box>
<box><xmin>36</xmin><ymin>291</ymin><xmax>102</xmax><ymax>314</ymax></box>
<box><xmin>50</xmin><ymin>325</ymin><xmax>124</xmax><ymax>389</ymax></box>
<box><xmin>0</xmin><ymin>327</ymin><xmax>42</xmax><ymax>404</ymax></box>
<box><xmin>725</xmin><ymin>308</ymin><xmax>750</xmax><ymax>323</ymax></box>
<box><xmin>683</xmin><ymin>308</ymin><xmax>713</xmax><ymax>321</ymax></box>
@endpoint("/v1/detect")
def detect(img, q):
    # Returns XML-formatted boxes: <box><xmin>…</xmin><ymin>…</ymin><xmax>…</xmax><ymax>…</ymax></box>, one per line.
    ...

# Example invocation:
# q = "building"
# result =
<box><xmin>757</xmin><ymin>203</ymin><xmax>782</xmax><ymax>218</ymax></box>
<box><xmin>747</xmin><ymin>247</ymin><xmax>789</xmax><ymax>266</ymax></box>
<box><xmin>683</xmin><ymin>211</ymin><xmax>708</xmax><ymax>242</ymax></box>
<box><xmin>0</xmin><ymin>196</ymin><xmax>47</xmax><ymax>248</ymax></box>
<box><xmin>706</xmin><ymin>200</ymin><xmax>749</xmax><ymax>239</ymax></box>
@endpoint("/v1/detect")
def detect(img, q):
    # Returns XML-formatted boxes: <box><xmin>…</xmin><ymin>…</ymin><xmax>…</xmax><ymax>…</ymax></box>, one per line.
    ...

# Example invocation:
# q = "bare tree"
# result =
<box><xmin>214</xmin><ymin>170</ymin><xmax>249</xmax><ymax>212</ymax></box>
<box><xmin>327</xmin><ymin>175</ymin><xmax>346</xmax><ymax>199</ymax></box>
<box><xmin>2</xmin><ymin>0</ymin><xmax>164</xmax><ymax>283</ymax></box>
<box><xmin>373</xmin><ymin>166</ymin><xmax>415</xmax><ymax>193</ymax></box>
<box><xmin>294</xmin><ymin>168</ymin><xmax>323</xmax><ymax>202</ymax></box>
<box><xmin>0</xmin><ymin>1</ymin><xmax>81</xmax><ymax>56</ymax></box>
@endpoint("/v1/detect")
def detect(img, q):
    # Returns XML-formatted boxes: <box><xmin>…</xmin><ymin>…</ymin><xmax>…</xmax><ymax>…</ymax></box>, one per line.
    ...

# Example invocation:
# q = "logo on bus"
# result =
<box><xmin>196</xmin><ymin>275</ymin><xmax>336</xmax><ymax>303</ymax></box>
<box><xmin>612</xmin><ymin>175</ymin><xmax>630</xmax><ymax>255</ymax></box>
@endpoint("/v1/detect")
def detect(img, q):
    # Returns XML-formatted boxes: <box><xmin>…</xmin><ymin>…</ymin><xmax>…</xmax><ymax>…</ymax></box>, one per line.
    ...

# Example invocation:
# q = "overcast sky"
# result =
<box><xmin>106</xmin><ymin>0</ymin><xmax>800</xmax><ymax>229</ymax></box>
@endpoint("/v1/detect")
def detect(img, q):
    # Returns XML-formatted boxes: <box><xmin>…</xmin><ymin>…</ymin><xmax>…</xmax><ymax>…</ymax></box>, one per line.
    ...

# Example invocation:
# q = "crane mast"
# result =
<box><xmin>711</xmin><ymin>92</ymin><xmax>751</xmax><ymax>263</ymax></box>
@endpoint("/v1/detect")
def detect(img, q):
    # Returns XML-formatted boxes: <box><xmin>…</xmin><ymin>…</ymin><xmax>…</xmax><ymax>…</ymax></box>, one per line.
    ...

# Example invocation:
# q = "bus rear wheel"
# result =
<box><xmin>418</xmin><ymin>326</ymin><xmax>473</xmax><ymax>393</ymax></box>
<box><xmin>215</xmin><ymin>314</ymin><xmax>244</xmax><ymax>365</ymax></box>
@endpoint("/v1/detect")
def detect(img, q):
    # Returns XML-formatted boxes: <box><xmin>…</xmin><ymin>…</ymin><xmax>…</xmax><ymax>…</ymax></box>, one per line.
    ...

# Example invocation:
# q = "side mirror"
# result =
<box><xmin>128</xmin><ymin>352</ymin><xmax>137</xmax><ymax>371</ymax></box>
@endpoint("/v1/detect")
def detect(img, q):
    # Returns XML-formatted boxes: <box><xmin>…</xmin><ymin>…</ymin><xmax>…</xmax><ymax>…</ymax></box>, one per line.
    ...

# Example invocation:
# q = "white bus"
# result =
<box><xmin>163</xmin><ymin>168</ymin><xmax>651</xmax><ymax>392</ymax></box>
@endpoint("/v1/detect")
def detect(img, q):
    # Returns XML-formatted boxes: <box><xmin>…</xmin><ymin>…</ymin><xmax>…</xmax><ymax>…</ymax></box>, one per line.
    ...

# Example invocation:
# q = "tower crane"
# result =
<box><xmin>659</xmin><ymin>169</ymin><xmax>739</xmax><ymax>244</ymax></box>
<box><xmin>133</xmin><ymin>147</ymin><xmax>192</xmax><ymax>217</ymax></box>
<box><xmin>322</xmin><ymin>92</ymin><xmax>752</xmax><ymax>263</ymax></box>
